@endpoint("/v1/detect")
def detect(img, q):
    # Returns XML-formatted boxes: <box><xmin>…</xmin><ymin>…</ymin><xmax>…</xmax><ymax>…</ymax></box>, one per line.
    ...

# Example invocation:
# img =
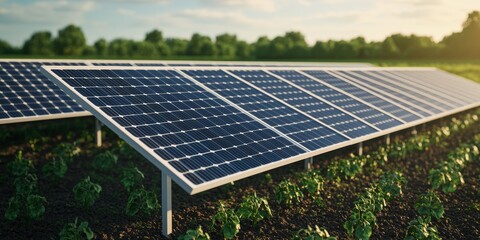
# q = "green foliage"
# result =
<box><xmin>236</xmin><ymin>192</ymin><xmax>272</xmax><ymax>225</ymax></box>
<box><xmin>5</xmin><ymin>172</ymin><xmax>47</xmax><ymax>221</ymax></box>
<box><xmin>120</xmin><ymin>167</ymin><xmax>144</xmax><ymax>193</ymax></box>
<box><xmin>211</xmin><ymin>202</ymin><xmax>240</xmax><ymax>239</ymax></box>
<box><xmin>53</xmin><ymin>24</ymin><xmax>86</xmax><ymax>55</ymax></box>
<box><xmin>327</xmin><ymin>155</ymin><xmax>366</xmax><ymax>181</ymax></box>
<box><xmin>300</xmin><ymin>170</ymin><xmax>325</xmax><ymax>205</ymax></box>
<box><xmin>43</xmin><ymin>157</ymin><xmax>68</xmax><ymax>179</ymax></box>
<box><xmin>125</xmin><ymin>187</ymin><xmax>160</xmax><ymax>216</ymax></box>
<box><xmin>294</xmin><ymin>225</ymin><xmax>336</xmax><ymax>240</ymax></box>
<box><xmin>404</xmin><ymin>217</ymin><xmax>440</xmax><ymax>240</ymax></box>
<box><xmin>344</xmin><ymin>172</ymin><xmax>406</xmax><ymax>240</ymax></box>
<box><xmin>22</xmin><ymin>31</ymin><xmax>54</xmax><ymax>55</ymax></box>
<box><xmin>114</xmin><ymin>140</ymin><xmax>138</xmax><ymax>159</ymax></box>
<box><xmin>73</xmin><ymin>177</ymin><xmax>102</xmax><ymax>207</ymax></box>
<box><xmin>274</xmin><ymin>180</ymin><xmax>303</xmax><ymax>206</ymax></box>
<box><xmin>59</xmin><ymin>217</ymin><xmax>94</xmax><ymax>240</ymax></box>
<box><xmin>178</xmin><ymin>226</ymin><xmax>211</xmax><ymax>240</ymax></box>
<box><xmin>91</xmin><ymin>151</ymin><xmax>118</xmax><ymax>171</ymax></box>
<box><xmin>414</xmin><ymin>191</ymin><xmax>444</xmax><ymax>221</ymax></box>
<box><xmin>54</xmin><ymin>142</ymin><xmax>81</xmax><ymax>163</ymax></box>
<box><xmin>7</xmin><ymin>151</ymin><xmax>33</xmax><ymax>177</ymax></box>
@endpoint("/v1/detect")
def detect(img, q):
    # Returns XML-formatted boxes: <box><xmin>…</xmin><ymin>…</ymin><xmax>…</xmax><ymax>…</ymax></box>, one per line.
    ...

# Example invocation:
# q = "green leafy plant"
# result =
<box><xmin>7</xmin><ymin>151</ymin><xmax>33</xmax><ymax>177</ymax></box>
<box><xmin>73</xmin><ymin>176</ymin><xmax>102</xmax><ymax>207</ymax></box>
<box><xmin>404</xmin><ymin>217</ymin><xmax>440</xmax><ymax>240</ymax></box>
<box><xmin>125</xmin><ymin>187</ymin><xmax>160</xmax><ymax>216</ymax></box>
<box><xmin>42</xmin><ymin>157</ymin><xmax>68</xmax><ymax>179</ymax></box>
<box><xmin>59</xmin><ymin>217</ymin><xmax>94</xmax><ymax>240</ymax></box>
<box><xmin>92</xmin><ymin>151</ymin><xmax>118</xmax><ymax>171</ymax></box>
<box><xmin>5</xmin><ymin>173</ymin><xmax>46</xmax><ymax>221</ymax></box>
<box><xmin>344</xmin><ymin>209</ymin><xmax>376</xmax><ymax>240</ymax></box>
<box><xmin>120</xmin><ymin>167</ymin><xmax>144</xmax><ymax>193</ymax></box>
<box><xmin>300</xmin><ymin>170</ymin><xmax>325</xmax><ymax>205</ymax></box>
<box><xmin>274</xmin><ymin>180</ymin><xmax>303</xmax><ymax>206</ymax></box>
<box><xmin>114</xmin><ymin>140</ymin><xmax>139</xmax><ymax>159</ymax></box>
<box><xmin>429</xmin><ymin>161</ymin><xmax>464</xmax><ymax>193</ymax></box>
<box><xmin>54</xmin><ymin>142</ymin><xmax>81</xmax><ymax>163</ymax></box>
<box><xmin>294</xmin><ymin>225</ymin><xmax>336</xmax><ymax>240</ymax></box>
<box><xmin>414</xmin><ymin>191</ymin><xmax>444</xmax><ymax>221</ymax></box>
<box><xmin>236</xmin><ymin>192</ymin><xmax>272</xmax><ymax>225</ymax></box>
<box><xmin>378</xmin><ymin>171</ymin><xmax>407</xmax><ymax>200</ymax></box>
<box><xmin>327</xmin><ymin>155</ymin><xmax>366</xmax><ymax>181</ymax></box>
<box><xmin>178</xmin><ymin>226</ymin><xmax>211</xmax><ymax>240</ymax></box>
<box><xmin>211</xmin><ymin>202</ymin><xmax>240</xmax><ymax>239</ymax></box>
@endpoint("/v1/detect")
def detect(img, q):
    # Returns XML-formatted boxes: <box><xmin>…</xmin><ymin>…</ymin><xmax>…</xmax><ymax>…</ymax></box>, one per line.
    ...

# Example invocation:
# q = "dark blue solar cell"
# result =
<box><xmin>352</xmin><ymin>71</ymin><xmax>447</xmax><ymax>113</ymax></box>
<box><xmin>300</xmin><ymin>70</ymin><xmax>420</xmax><ymax>123</ymax></box>
<box><xmin>336</xmin><ymin>71</ymin><xmax>434</xmax><ymax>117</ymax></box>
<box><xmin>183</xmin><ymin>69</ymin><xmax>351</xmax><ymax>148</ymax></box>
<box><xmin>0</xmin><ymin>61</ymin><xmax>88</xmax><ymax>123</ymax></box>
<box><xmin>265</xmin><ymin>70</ymin><xmax>402</xmax><ymax>131</ymax></box>
<box><xmin>50</xmin><ymin>69</ymin><xmax>306</xmax><ymax>186</ymax></box>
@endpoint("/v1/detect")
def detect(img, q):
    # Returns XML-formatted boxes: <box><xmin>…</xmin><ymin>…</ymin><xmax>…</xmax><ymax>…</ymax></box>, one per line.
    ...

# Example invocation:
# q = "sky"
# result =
<box><xmin>0</xmin><ymin>0</ymin><xmax>479</xmax><ymax>46</ymax></box>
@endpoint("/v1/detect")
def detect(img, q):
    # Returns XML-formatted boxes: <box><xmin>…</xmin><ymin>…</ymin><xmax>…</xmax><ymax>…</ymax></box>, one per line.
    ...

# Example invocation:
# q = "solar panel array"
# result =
<box><xmin>0</xmin><ymin>59</ymin><xmax>372</xmax><ymax>124</ymax></box>
<box><xmin>41</xmin><ymin>66</ymin><xmax>480</xmax><ymax>194</ymax></box>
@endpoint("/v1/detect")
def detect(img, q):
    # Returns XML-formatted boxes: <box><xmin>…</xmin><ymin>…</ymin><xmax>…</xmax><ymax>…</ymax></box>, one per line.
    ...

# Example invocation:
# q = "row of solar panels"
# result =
<box><xmin>0</xmin><ymin>59</ymin><xmax>372</xmax><ymax>124</ymax></box>
<box><xmin>41</xmin><ymin>65</ymin><xmax>480</xmax><ymax>194</ymax></box>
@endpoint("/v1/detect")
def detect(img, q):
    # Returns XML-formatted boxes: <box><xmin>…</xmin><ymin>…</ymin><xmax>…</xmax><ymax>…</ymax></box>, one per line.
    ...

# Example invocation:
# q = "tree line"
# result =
<box><xmin>1</xmin><ymin>11</ymin><xmax>479</xmax><ymax>59</ymax></box>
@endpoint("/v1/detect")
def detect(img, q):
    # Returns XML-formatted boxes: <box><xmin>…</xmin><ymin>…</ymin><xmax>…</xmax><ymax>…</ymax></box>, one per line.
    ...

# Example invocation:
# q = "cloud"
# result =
<box><xmin>0</xmin><ymin>1</ymin><xmax>95</xmax><ymax>24</ymax></box>
<box><xmin>201</xmin><ymin>0</ymin><xmax>276</xmax><ymax>13</ymax></box>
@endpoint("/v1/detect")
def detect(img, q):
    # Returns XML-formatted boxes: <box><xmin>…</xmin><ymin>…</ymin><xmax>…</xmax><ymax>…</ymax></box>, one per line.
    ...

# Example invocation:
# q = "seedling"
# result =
<box><xmin>415</xmin><ymin>191</ymin><xmax>444</xmax><ymax>221</ymax></box>
<box><xmin>211</xmin><ymin>202</ymin><xmax>240</xmax><ymax>239</ymax></box>
<box><xmin>120</xmin><ymin>167</ymin><xmax>144</xmax><ymax>193</ymax></box>
<box><xmin>125</xmin><ymin>187</ymin><xmax>160</xmax><ymax>216</ymax></box>
<box><xmin>59</xmin><ymin>217</ymin><xmax>94</xmax><ymax>240</ymax></box>
<box><xmin>294</xmin><ymin>225</ymin><xmax>336</xmax><ymax>240</ymax></box>
<box><xmin>236</xmin><ymin>192</ymin><xmax>272</xmax><ymax>225</ymax></box>
<box><xmin>73</xmin><ymin>176</ymin><xmax>102</xmax><ymax>207</ymax></box>
<box><xmin>274</xmin><ymin>180</ymin><xmax>303</xmax><ymax>206</ymax></box>
<box><xmin>42</xmin><ymin>157</ymin><xmax>68</xmax><ymax>179</ymax></box>
<box><xmin>7</xmin><ymin>151</ymin><xmax>32</xmax><ymax>177</ymax></box>
<box><xmin>92</xmin><ymin>151</ymin><xmax>118</xmax><ymax>171</ymax></box>
<box><xmin>404</xmin><ymin>217</ymin><xmax>440</xmax><ymax>240</ymax></box>
<box><xmin>178</xmin><ymin>226</ymin><xmax>211</xmax><ymax>240</ymax></box>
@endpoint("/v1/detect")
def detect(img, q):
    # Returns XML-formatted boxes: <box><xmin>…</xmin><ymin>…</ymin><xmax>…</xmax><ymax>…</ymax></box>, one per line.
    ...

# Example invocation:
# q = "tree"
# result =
<box><xmin>0</xmin><ymin>39</ymin><xmax>18</xmax><ymax>55</ymax></box>
<box><xmin>215</xmin><ymin>33</ymin><xmax>237</xmax><ymax>58</ymax></box>
<box><xmin>442</xmin><ymin>11</ymin><xmax>480</xmax><ymax>58</ymax></box>
<box><xmin>130</xmin><ymin>41</ymin><xmax>158</xmax><ymax>58</ymax></box>
<box><xmin>380</xmin><ymin>37</ymin><xmax>400</xmax><ymax>58</ymax></box>
<box><xmin>53</xmin><ymin>24</ymin><xmax>87</xmax><ymax>55</ymax></box>
<box><xmin>94</xmin><ymin>38</ymin><xmax>108</xmax><ymax>56</ymax></box>
<box><xmin>166</xmin><ymin>38</ymin><xmax>188</xmax><ymax>55</ymax></box>
<box><xmin>22</xmin><ymin>31</ymin><xmax>54</xmax><ymax>55</ymax></box>
<box><xmin>311</xmin><ymin>41</ymin><xmax>330</xmax><ymax>59</ymax></box>
<box><xmin>145</xmin><ymin>29</ymin><xmax>163</xmax><ymax>44</ymax></box>
<box><xmin>108</xmin><ymin>38</ymin><xmax>133</xmax><ymax>57</ymax></box>
<box><xmin>186</xmin><ymin>33</ymin><xmax>215</xmax><ymax>56</ymax></box>
<box><xmin>235</xmin><ymin>41</ymin><xmax>251</xmax><ymax>58</ymax></box>
<box><xmin>254</xmin><ymin>36</ymin><xmax>270</xmax><ymax>59</ymax></box>
<box><xmin>331</xmin><ymin>40</ymin><xmax>356</xmax><ymax>59</ymax></box>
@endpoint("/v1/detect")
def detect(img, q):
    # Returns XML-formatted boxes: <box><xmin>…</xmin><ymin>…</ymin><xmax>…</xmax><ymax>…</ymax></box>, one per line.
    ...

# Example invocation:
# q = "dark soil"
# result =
<box><xmin>1</xmin><ymin>110</ymin><xmax>480</xmax><ymax>240</ymax></box>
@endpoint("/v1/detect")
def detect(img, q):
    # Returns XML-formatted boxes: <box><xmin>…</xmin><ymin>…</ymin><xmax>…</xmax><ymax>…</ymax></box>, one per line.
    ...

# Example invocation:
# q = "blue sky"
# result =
<box><xmin>1</xmin><ymin>0</ymin><xmax>479</xmax><ymax>46</ymax></box>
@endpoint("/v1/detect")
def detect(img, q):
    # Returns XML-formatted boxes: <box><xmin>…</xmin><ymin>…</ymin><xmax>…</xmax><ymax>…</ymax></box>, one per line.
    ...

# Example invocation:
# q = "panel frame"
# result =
<box><xmin>41</xmin><ymin>65</ymin><xmax>480</xmax><ymax>195</ymax></box>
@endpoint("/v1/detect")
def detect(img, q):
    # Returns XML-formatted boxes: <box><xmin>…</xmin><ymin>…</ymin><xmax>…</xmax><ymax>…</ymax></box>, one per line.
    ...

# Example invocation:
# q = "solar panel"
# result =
<box><xmin>304</xmin><ymin>70</ymin><xmax>421</xmax><ymax>122</ymax></box>
<box><xmin>91</xmin><ymin>62</ymin><xmax>133</xmax><ymax>66</ymax></box>
<box><xmin>182</xmin><ymin>69</ymin><xmax>349</xmax><ymax>149</ymax></box>
<box><xmin>388</xmin><ymin>70</ymin><xmax>480</xmax><ymax>104</ymax></box>
<box><xmin>0</xmin><ymin>60</ymin><xmax>91</xmax><ymax>124</ymax></box>
<box><xmin>227</xmin><ymin>70</ymin><xmax>378</xmax><ymax>138</ymax></box>
<box><xmin>334</xmin><ymin>71</ymin><xmax>435</xmax><ymax>117</ymax></box>
<box><xmin>42</xmin><ymin>66</ymin><xmax>480</xmax><ymax>195</ymax></box>
<box><xmin>269</xmin><ymin>70</ymin><xmax>403</xmax><ymax>130</ymax></box>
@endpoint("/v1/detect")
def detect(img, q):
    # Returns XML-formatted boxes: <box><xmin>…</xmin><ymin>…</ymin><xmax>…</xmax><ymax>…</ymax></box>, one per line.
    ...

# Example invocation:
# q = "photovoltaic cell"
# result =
<box><xmin>49</xmin><ymin>69</ymin><xmax>306</xmax><ymax>186</ymax></box>
<box><xmin>228</xmin><ymin>69</ymin><xmax>376</xmax><ymax>138</ymax></box>
<box><xmin>271</xmin><ymin>70</ymin><xmax>402</xmax><ymax>131</ymax></box>
<box><xmin>0</xmin><ymin>61</ymin><xmax>87</xmax><ymax>121</ymax></box>
<box><xmin>354</xmin><ymin>71</ymin><xmax>452</xmax><ymax>111</ymax></box>
<box><xmin>182</xmin><ymin>69</ymin><xmax>348</xmax><ymax>150</ymax></box>
<box><xmin>91</xmin><ymin>63</ymin><xmax>133</xmax><ymax>66</ymax></box>
<box><xmin>336</xmin><ymin>71</ymin><xmax>434</xmax><ymax>117</ymax></box>
<box><xmin>304</xmin><ymin>70</ymin><xmax>420</xmax><ymax>122</ymax></box>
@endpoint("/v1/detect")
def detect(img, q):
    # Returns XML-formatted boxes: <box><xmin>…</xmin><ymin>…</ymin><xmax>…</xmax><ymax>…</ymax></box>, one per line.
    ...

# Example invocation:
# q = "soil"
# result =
<box><xmin>0</xmin><ymin>109</ymin><xmax>480</xmax><ymax>240</ymax></box>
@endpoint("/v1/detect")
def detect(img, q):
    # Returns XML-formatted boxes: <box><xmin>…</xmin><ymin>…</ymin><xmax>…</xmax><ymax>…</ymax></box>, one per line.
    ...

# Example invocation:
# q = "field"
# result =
<box><xmin>1</xmin><ymin>61</ymin><xmax>480</xmax><ymax>239</ymax></box>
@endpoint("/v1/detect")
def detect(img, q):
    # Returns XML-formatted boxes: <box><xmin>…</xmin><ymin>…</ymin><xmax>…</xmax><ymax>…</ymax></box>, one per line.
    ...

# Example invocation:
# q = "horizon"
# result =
<box><xmin>1</xmin><ymin>0</ymin><xmax>480</xmax><ymax>46</ymax></box>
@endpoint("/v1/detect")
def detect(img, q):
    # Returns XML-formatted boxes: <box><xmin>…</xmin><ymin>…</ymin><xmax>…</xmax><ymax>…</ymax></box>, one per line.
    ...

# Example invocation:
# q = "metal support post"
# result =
<box><xmin>95</xmin><ymin>118</ymin><xmax>102</xmax><ymax>147</ymax></box>
<box><xmin>357</xmin><ymin>142</ymin><xmax>363</xmax><ymax>156</ymax></box>
<box><xmin>384</xmin><ymin>134</ymin><xmax>391</xmax><ymax>145</ymax></box>
<box><xmin>304</xmin><ymin>157</ymin><xmax>313</xmax><ymax>170</ymax></box>
<box><xmin>162</xmin><ymin>172</ymin><xmax>172</xmax><ymax>237</ymax></box>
